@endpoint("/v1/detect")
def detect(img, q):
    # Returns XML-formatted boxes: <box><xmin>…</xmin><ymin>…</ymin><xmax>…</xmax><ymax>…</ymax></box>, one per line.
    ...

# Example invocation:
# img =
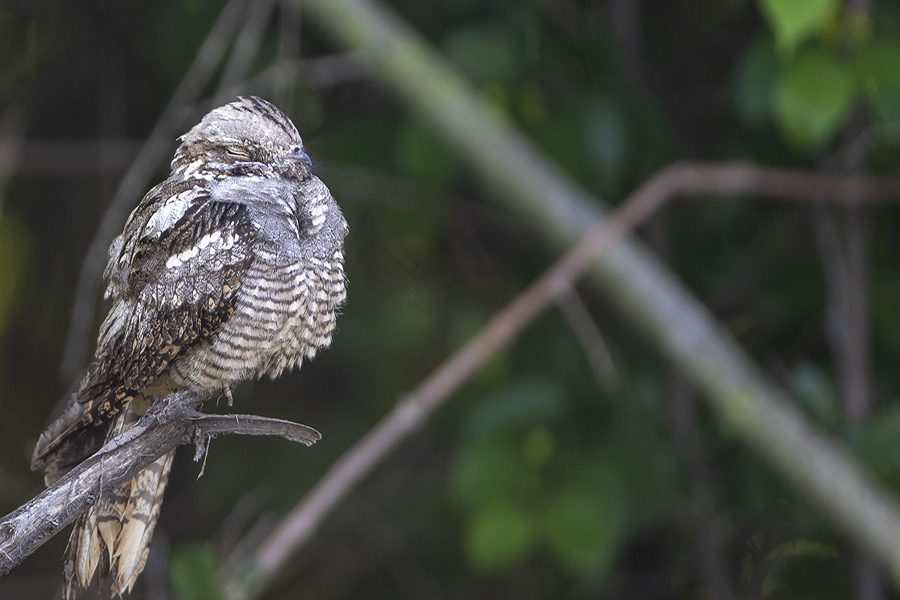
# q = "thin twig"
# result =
<box><xmin>609</xmin><ymin>0</ymin><xmax>648</xmax><ymax>90</ymax></box>
<box><xmin>59</xmin><ymin>0</ymin><xmax>250</xmax><ymax>383</ymax></box>
<box><xmin>241</xmin><ymin>161</ymin><xmax>900</xmax><ymax>597</ymax></box>
<box><xmin>195</xmin><ymin>413</ymin><xmax>321</xmax><ymax>446</ymax></box>
<box><xmin>556</xmin><ymin>286</ymin><xmax>619</xmax><ymax>388</ymax></box>
<box><xmin>0</xmin><ymin>140</ymin><xmax>140</xmax><ymax>175</ymax></box>
<box><xmin>0</xmin><ymin>105</ymin><xmax>25</xmax><ymax>221</ymax></box>
<box><xmin>0</xmin><ymin>390</ymin><xmax>320</xmax><ymax>577</ymax></box>
<box><xmin>665</xmin><ymin>373</ymin><xmax>737</xmax><ymax>600</ymax></box>
<box><xmin>215</xmin><ymin>0</ymin><xmax>278</xmax><ymax>103</ymax></box>
<box><xmin>821</xmin><ymin>100</ymin><xmax>884</xmax><ymax>599</ymax></box>
<box><xmin>206</xmin><ymin>53</ymin><xmax>368</xmax><ymax>115</ymax></box>
<box><xmin>274</xmin><ymin>0</ymin><xmax>301</xmax><ymax>109</ymax></box>
<box><xmin>278</xmin><ymin>0</ymin><xmax>301</xmax><ymax>66</ymax></box>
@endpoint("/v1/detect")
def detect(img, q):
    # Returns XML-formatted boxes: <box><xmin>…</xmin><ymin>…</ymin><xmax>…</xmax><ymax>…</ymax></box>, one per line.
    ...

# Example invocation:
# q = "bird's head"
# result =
<box><xmin>172</xmin><ymin>96</ymin><xmax>313</xmax><ymax>180</ymax></box>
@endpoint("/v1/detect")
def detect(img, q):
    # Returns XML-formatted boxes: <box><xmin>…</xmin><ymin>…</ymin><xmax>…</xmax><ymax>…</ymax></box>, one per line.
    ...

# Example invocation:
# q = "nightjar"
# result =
<box><xmin>31</xmin><ymin>96</ymin><xmax>347</xmax><ymax>597</ymax></box>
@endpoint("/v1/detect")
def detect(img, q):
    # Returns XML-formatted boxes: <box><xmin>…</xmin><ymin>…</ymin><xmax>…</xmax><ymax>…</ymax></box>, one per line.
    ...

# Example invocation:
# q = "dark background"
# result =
<box><xmin>2</xmin><ymin>0</ymin><xmax>900</xmax><ymax>598</ymax></box>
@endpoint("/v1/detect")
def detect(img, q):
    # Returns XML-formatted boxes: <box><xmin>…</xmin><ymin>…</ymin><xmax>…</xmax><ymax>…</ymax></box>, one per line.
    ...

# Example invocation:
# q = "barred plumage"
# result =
<box><xmin>32</xmin><ymin>96</ymin><xmax>347</xmax><ymax>597</ymax></box>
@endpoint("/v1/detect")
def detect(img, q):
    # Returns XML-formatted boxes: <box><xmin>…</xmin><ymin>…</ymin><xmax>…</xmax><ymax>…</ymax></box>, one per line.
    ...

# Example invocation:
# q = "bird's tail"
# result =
<box><xmin>62</xmin><ymin>405</ymin><xmax>175</xmax><ymax>598</ymax></box>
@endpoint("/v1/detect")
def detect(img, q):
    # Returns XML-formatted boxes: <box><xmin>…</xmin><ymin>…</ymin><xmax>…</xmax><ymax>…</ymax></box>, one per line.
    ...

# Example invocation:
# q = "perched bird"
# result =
<box><xmin>31</xmin><ymin>96</ymin><xmax>347</xmax><ymax>597</ymax></box>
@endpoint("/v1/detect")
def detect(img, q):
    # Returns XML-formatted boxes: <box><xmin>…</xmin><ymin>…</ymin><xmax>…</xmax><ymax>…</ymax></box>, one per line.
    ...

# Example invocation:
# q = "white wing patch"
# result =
<box><xmin>142</xmin><ymin>189</ymin><xmax>196</xmax><ymax>239</ymax></box>
<box><xmin>309</xmin><ymin>201</ymin><xmax>327</xmax><ymax>230</ymax></box>
<box><xmin>165</xmin><ymin>229</ymin><xmax>235</xmax><ymax>269</ymax></box>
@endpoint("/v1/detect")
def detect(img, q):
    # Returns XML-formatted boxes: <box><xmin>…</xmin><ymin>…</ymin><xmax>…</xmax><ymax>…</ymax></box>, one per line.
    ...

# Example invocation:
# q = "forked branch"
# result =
<box><xmin>0</xmin><ymin>390</ymin><xmax>320</xmax><ymax>577</ymax></box>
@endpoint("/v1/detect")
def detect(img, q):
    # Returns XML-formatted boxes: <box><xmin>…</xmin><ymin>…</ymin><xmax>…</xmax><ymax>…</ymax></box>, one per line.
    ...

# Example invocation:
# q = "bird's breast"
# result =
<box><xmin>169</xmin><ymin>247</ymin><xmax>346</xmax><ymax>393</ymax></box>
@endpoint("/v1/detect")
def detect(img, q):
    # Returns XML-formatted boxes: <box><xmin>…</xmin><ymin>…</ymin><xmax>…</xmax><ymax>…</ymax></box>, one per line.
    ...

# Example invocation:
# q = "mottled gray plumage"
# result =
<box><xmin>32</xmin><ymin>96</ymin><xmax>347</xmax><ymax>597</ymax></box>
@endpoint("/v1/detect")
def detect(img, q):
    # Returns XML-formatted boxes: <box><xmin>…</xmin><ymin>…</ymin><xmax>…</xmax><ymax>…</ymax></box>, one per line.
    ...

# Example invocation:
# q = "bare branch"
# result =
<box><xmin>193</xmin><ymin>413</ymin><xmax>321</xmax><ymax>446</ymax></box>
<box><xmin>665</xmin><ymin>372</ymin><xmax>737</xmax><ymax>600</ymax></box>
<box><xmin>0</xmin><ymin>140</ymin><xmax>140</xmax><ymax>175</ymax></box>
<box><xmin>215</xmin><ymin>0</ymin><xmax>279</xmax><ymax>103</ymax></box>
<box><xmin>0</xmin><ymin>391</ymin><xmax>320</xmax><ymax>577</ymax></box>
<box><xmin>820</xmin><ymin>96</ymin><xmax>884</xmax><ymax>597</ymax></box>
<box><xmin>0</xmin><ymin>105</ymin><xmax>25</xmax><ymax>222</ymax></box>
<box><xmin>556</xmin><ymin>287</ymin><xmax>619</xmax><ymax>389</ymax></box>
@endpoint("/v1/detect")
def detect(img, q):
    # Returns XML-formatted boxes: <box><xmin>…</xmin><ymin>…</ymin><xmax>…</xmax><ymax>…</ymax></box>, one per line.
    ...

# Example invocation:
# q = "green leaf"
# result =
<box><xmin>544</xmin><ymin>487</ymin><xmax>619</xmax><ymax>575</ymax></box>
<box><xmin>759</xmin><ymin>0</ymin><xmax>839</xmax><ymax>53</ymax></box>
<box><xmin>443</xmin><ymin>25</ymin><xmax>521</xmax><ymax>87</ymax></box>
<box><xmin>464</xmin><ymin>376</ymin><xmax>569</xmax><ymax>441</ymax></box>
<box><xmin>848</xmin><ymin>404</ymin><xmax>900</xmax><ymax>484</ymax></box>
<box><xmin>318</xmin><ymin>115</ymin><xmax>397</xmax><ymax>170</ymax></box>
<box><xmin>731</xmin><ymin>34</ymin><xmax>778</xmax><ymax>128</ymax></box>
<box><xmin>450</xmin><ymin>440</ymin><xmax>532</xmax><ymax>507</ymax></box>
<box><xmin>465</xmin><ymin>502</ymin><xmax>539</xmax><ymax>570</ymax></box>
<box><xmin>394</xmin><ymin>118</ymin><xmax>463</xmax><ymax>189</ymax></box>
<box><xmin>625</xmin><ymin>94</ymin><xmax>675</xmax><ymax>178</ymax></box>
<box><xmin>583</xmin><ymin>96</ymin><xmax>630</xmax><ymax>190</ymax></box>
<box><xmin>871</xmin><ymin>271</ymin><xmax>900</xmax><ymax>360</ymax></box>
<box><xmin>773</xmin><ymin>50</ymin><xmax>856</xmax><ymax>151</ymax></box>
<box><xmin>857</xmin><ymin>40</ymin><xmax>900</xmax><ymax>123</ymax></box>
<box><xmin>168</xmin><ymin>543</ymin><xmax>222</xmax><ymax>600</ymax></box>
<box><xmin>788</xmin><ymin>360</ymin><xmax>838</xmax><ymax>428</ymax></box>
<box><xmin>564</xmin><ymin>431</ymin><xmax>666</xmax><ymax>526</ymax></box>
<box><xmin>528</xmin><ymin>93</ymin><xmax>596</xmax><ymax>187</ymax></box>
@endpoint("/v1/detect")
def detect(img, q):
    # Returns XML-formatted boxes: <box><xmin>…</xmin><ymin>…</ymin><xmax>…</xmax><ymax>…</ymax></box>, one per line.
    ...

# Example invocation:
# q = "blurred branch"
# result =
<box><xmin>819</xmin><ymin>97</ymin><xmax>883</xmax><ymax>596</ymax></box>
<box><xmin>293</xmin><ymin>53</ymin><xmax>368</xmax><ymax>88</ymax></box>
<box><xmin>0</xmin><ymin>54</ymin><xmax>366</xmax><ymax>175</ymax></box>
<box><xmin>0</xmin><ymin>140</ymin><xmax>140</xmax><ymax>175</ymax></box>
<box><xmin>0</xmin><ymin>61</ymin><xmax>363</xmax><ymax>180</ymax></box>
<box><xmin>278</xmin><ymin>0</ymin><xmax>301</xmax><ymax>64</ymax></box>
<box><xmin>222</xmin><ymin>0</ymin><xmax>900</xmax><ymax>591</ymax></box>
<box><xmin>60</xmin><ymin>0</ymin><xmax>250</xmax><ymax>384</ymax></box>
<box><xmin>666</xmin><ymin>374</ymin><xmax>737</xmax><ymax>600</ymax></box>
<box><xmin>0</xmin><ymin>105</ymin><xmax>25</xmax><ymax>220</ymax></box>
<box><xmin>536</xmin><ymin>0</ymin><xmax>582</xmax><ymax>37</ymax></box>
<box><xmin>274</xmin><ymin>0</ymin><xmax>301</xmax><ymax>109</ymax></box>
<box><xmin>609</xmin><ymin>0</ymin><xmax>647</xmax><ymax>90</ymax></box>
<box><xmin>0</xmin><ymin>390</ymin><xmax>320</xmax><ymax>578</ymax></box>
<box><xmin>232</xmin><ymin>160</ymin><xmax>900</xmax><ymax>597</ymax></box>
<box><xmin>556</xmin><ymin>287</ymin><xmax>619</xmax><ymax>389</ymax></box>
<box><xmin>818</xmin><ymin>111</ymin><xmax>874</xmax><ymax>427</ymax></box>
<box><xmin>848</xmin><ymin>0</ymin><xmax>872</xmax><ymax>15</ymax></box>
<box><xmin>212</xmin><ymin>53</ymin><xmax>367</xmax><ymax>105</ymax></box>
<box><xmin>215</xmin><ymin>0</ymin><xmax>278</xmax><ymax>102</ymax></box>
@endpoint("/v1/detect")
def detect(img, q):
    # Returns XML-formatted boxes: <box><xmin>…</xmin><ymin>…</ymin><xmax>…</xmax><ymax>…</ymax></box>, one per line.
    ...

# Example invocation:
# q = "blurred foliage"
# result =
<box><xmin>168</xmin><ymin>543</ymin><xmax>223</xmax><ymax>600</ymax></box>
<box><xmin>451</xmin><ymin>376</ymin><xmax>668</xmax><ymax>577</ymax></box>
<box><xmin>1</xmin><ymin>0</ymin><xmax>900</xmax><ymax>599</ymax></box>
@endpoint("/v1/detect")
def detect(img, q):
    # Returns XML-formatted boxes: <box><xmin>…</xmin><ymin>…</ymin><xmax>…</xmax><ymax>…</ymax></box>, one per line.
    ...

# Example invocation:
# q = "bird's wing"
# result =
<box><xmin>32</xmin><ymin>179</ymin><xmax>255</xmax><ymax>476</ymax></box>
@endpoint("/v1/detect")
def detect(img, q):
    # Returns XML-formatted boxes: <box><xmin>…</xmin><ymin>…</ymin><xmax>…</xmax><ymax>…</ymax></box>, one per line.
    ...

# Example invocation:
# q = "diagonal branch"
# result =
<box><xmin>557</xmin><ymin>287</ymin><xmax>619</xmax><ymax>389</ymax></box>
<box><xmin>238</xmin><ymin>161</ymin><xmax>900</xmax><ymax>598</ymax></box>
<box><xmin>215</xmin><ymin>0</ymin><xmax>279</xmax><ymax>103</ymax></box>
<box><xmin>0</xmin><ymin>104</ymin><xmax>25</xmax><ymax>222</ymax></box>
<box><xmin>0</xmin><ymin>391</ymin><xmax>320</xmax><ymax>577</ymax></box>
<box><xmin>286</xmin><ymin>0</ymin><xmax>900</xmax><ymax>587</ymax></box>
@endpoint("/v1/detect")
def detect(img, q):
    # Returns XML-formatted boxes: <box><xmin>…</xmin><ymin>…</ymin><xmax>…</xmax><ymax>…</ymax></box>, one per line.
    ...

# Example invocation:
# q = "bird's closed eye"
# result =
<box><xmin>227</xmin><ymin>146</ymin><xmax>250</xmax><ymax>159</ymax></box>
